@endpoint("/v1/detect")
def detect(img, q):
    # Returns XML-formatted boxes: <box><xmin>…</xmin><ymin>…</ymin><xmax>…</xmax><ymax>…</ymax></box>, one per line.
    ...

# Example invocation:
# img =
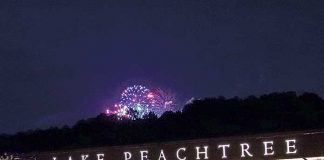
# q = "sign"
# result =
<box><xmin>32</xmin><ymin>131</ymin><xmax>324</xmax><ymax>160</ymax></box>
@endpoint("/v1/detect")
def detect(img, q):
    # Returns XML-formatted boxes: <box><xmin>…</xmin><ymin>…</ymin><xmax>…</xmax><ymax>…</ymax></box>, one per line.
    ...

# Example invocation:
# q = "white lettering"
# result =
<box><xmin>218</xmin><ymin>144</ymin><xmax>230</xmax><ymax>159</ymax></box>
<box><xmin>158</xmin><ymin>150</ymin><xmax>167</xmax><ymax>160</ymax></box>
<box><xmin>140</xmin><ymin>150</ymin><xmax>149</xmax><ymax>160</ymax></box>
<box><xmin>176</xmin><ymin>148</ymin><xmax>186</xmax><ymax>160</ymax></box>
<box><xmin>286</xmin><ymin>139</ymin><xmax>297</xmax><ymax>154</ymax></box>
<box><xmin>52</xmin><ymin>157</ymin><xmax>56</xmax><ymax>160</ymax></box>
<box><xmin>124</xmin><ymin>152</ymin><xmax>132</xmax><ymax>160</ymax></box>
<box><xmin>81</xmin><ymin>155</ymin><xmax>89</xmax><ymax>160</ymax></box>
<box><xmin>97</xmin><ymin>154</ymin><xmax>104</xmax><ymax>160</ymax></box>
<box><xmin>195</xmin><ymin>146</ymin><xmax>208</xmax><ymax>159</ymax></box>
<box><xmin>263</xmin><ymin>141</ymin><xmax>274</xmax><ymax>156</ymax></box>
<box><xmin>240</xmin><ymin>143</ymin><xmax>253</xmax><ymax>157</ymax></box>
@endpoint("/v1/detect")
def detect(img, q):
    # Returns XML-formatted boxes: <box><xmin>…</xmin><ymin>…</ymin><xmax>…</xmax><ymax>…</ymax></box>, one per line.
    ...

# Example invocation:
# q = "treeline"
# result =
<box><xmin>1</xmin><ymin>91</ymin><xmax>324</xmax><ymax>153</ymax></box>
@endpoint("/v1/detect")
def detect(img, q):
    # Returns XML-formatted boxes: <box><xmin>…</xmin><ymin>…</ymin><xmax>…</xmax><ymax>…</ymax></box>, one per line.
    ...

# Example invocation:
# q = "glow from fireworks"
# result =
<box><xmin>106</xmin><ymin>85</ymin><xmax>176</xmax><ymax>119</ymax></box>
<box><xmin>149</xmin><ymin>88</ymin><xmax>176</xmax><ymax>116</ymax></box>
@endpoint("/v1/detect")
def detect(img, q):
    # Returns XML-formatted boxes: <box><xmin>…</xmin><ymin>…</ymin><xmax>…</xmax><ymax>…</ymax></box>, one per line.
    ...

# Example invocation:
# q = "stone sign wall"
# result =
<box><xmin>30</xmin><ymin>131</ymin><xmax>324</xmax><ymax>160</ymax></box>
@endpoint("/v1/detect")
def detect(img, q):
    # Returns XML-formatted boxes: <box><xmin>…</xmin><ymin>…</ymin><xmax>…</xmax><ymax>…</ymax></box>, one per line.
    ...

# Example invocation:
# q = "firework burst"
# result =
<box><xmin>149</xmin><ymin>88</ymin><xmax>176</xmax><ymax>116</ymax></box>
<box><xmin>106</xmin><ymin>85</ymin><xmax>176</xmax><ymax>119</ymax></box>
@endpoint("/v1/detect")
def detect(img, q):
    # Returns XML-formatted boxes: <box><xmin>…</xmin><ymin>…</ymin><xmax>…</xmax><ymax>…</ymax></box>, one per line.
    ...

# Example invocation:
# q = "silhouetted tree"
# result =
<box><xmin>0</xmin><ymin>91</ymin><xmax>323</xmax><ymax>153</ymax></box>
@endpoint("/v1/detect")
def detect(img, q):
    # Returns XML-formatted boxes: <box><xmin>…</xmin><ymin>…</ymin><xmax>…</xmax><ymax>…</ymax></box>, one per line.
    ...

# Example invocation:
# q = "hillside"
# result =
<box><xmin>1</xmin><ymin>91</ymin><xmax>323</xmax><ymax>153</ymax></box>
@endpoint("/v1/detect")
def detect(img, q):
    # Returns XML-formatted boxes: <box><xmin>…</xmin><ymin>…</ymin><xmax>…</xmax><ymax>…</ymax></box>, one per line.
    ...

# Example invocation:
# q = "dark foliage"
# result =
<box><xmin>1</xmin><ymin>91</ymin><xmax>324</xmax><ymax>153</ymax></box>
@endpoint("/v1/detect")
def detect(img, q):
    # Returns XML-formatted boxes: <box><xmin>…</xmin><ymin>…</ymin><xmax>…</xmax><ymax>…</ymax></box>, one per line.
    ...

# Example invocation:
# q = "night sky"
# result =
<box><xmin>0</xmin><ymin>0</ymin><xmax>323</xmax><ymax>133</ymax></box>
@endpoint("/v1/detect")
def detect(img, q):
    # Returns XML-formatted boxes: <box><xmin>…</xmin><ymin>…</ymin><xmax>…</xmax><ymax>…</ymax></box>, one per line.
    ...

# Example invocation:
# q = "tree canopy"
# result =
<box><xmin>1</xmin><ymin>91</ymin><xmax>323</xmax><ymax>153</ymax></box>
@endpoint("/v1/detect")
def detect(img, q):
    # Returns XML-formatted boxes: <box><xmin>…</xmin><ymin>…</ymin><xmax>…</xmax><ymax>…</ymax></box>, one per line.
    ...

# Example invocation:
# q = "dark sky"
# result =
<box><xmin>0</xmin><ymin>0</ymin><xmax>323</xmax><ymax>133</ymax></box>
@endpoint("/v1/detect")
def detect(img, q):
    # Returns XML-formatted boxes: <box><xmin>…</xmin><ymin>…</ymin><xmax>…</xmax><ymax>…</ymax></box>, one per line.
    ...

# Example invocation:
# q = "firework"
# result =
<box><xmin>106</xmin><ymin>85</ymin><xmax>176</xmax><ymax>119</ymax></box>
<box><xmin>120</xmin><ymin>85</ymin><xmax>151</xmax><ymax>119</ymax></box>
<box><xmin>149</xmin><ymin>88</ymin><xmax>176</xmax><ymax>116</ymax></box>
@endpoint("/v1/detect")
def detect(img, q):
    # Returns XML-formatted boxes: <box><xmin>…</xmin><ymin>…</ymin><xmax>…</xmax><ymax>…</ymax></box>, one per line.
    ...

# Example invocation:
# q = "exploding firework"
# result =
<box><xmin>106</xmin><ymin>85</ymin><xmax>176</xmax><ymax>119</ymax></box>
<box><xmin>149</xmin><ymin>88</ymin><xmax>176</xmax><ymax>116</ymax></box>
<box><xmin>120</xmin><ymin>85</ymin><xmax>151</xmax><ymax>119</ymax></box>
